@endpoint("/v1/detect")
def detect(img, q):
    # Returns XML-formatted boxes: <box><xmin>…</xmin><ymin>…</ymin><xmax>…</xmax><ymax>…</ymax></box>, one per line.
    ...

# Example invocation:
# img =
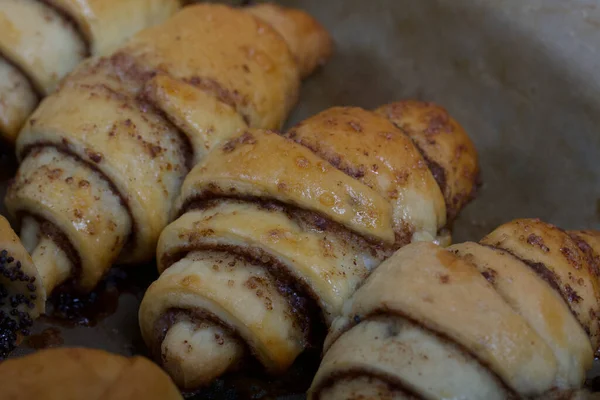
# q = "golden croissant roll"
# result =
<box><xmin>5</xmin><ymin>3</ymin><xmax>331</xmax><ymax>311</ymax></box>
<box><xmin>0</xmin><ymin>347</ymin><xmax>183</xmax><ymax>400</ymax></box>
<box><xmin>139</xmin><ymin>100</ymin><xmax>479</xmax><ymax>389</ymax></box>
<box><xmin>0</xmin><ymin>0</ymin><xmax>180</xmax><ymax>143</ymax></box>
<box><xmin>309</xmin><ymin>218</ymin><xmax>600</xmax><ymax>399</ymax></box>
<box><xmin>0</xmin><ymin>215</ymin><xmax>45</xmax><ymax>358</ymax></box>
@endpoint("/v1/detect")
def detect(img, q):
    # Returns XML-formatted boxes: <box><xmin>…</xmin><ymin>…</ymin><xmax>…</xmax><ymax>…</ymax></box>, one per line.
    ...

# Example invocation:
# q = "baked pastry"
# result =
<box><xmin>5</xmin><ymin>4</ymin><xmax>331</xmax><ymax>306</ymax></box>
<box><xmin>309</xmin><ymin>219</ymin><xmax>600</xmax><ymax>399</ymax></box>
<box><xmin>0</xmin><ymin>0</ymin><xmax>180</xmax><ymax>143</ymax></box>
<box><xmin>0</xmin><ymin>347</ymin><xmax>183</xmax><ymax>400</ymax></box>
<box><xmin>138</xmin><ymin>101</ymin><xmax>479</xmax><ymax>388</ymax></box>
<box><xmin>0</xmin><ymin>216</ymin><xmax>45</xmax><ymax>358</ymax></box>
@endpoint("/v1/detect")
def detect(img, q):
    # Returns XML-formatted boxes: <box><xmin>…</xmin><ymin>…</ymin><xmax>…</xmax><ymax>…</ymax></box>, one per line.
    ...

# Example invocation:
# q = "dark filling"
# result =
<box><xmin>19</xmin><ymin>144</ymin><xmax>136</xmax><ymax>261</ymax></box>
<box><xmin>0</xmin><ymin>250</ymin><xmax>37</xmax><ymax>359</ymax></box>
<box><xmin>160</xmin><ymin>247</ymin><xmax>326</xmax><ymax>349</ymax></box>
<box><xmin>46</xmin><ymin>266</ymin><xmax>154</xmax><ymax>326</ymax></box>
<box><xmin>37</xmin><ymin>0</ymin><xmax>91</xmax><ymax>57</ymax></box>
<box><xmin>324</xmin><ymin>312</ymin><xmax>518</xmax><ymax>399</ymax></box>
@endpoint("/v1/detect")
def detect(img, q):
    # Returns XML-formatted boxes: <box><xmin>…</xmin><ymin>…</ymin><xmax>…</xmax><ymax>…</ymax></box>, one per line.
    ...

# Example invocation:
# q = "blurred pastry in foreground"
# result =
<box><xmin>0</xmin><ymin>347</ymin><xmax>183</xmax><ymax>400</ymax></box>
<box><xmin>0</xmin><ymin>0</ymin><xmax>181</xmax><ymax>143</ymax></box>
<box><xmin>139</xmin><ymin>100</ymin><xmax>479</xmax><ymax>389</ymax></box>
<box><xmin>309</xmin><ymin>219</ymin><xmax>600</xmax><ymax>399</ymax></box>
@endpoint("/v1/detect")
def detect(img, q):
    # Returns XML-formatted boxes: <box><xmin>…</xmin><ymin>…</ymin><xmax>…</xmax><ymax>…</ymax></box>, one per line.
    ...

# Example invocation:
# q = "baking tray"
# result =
<box><xmin>2</xmin><ymin>0</ymin><xmax>600</xmax><ymax>398</ymax></box>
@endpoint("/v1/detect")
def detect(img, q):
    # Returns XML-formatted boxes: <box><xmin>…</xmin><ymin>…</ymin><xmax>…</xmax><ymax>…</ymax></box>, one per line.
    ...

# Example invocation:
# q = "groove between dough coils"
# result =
<box><xmin>141</xmin><ymin>101</ymin><xmax>479</xmax><ymax>389</ymax></box>
<box><xmin>6</xmin><ymin>3</ymin><xmax>331</xmax><ymax>314</ymax></box>
<box><xmin>311</xmin><ymin>220</ymin><xmax>600</xmax><ymax>399</ymax></box>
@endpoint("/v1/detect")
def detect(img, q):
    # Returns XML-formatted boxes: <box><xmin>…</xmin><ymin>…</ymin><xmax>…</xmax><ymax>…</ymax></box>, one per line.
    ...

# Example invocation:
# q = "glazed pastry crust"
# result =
<box><xmin>481</xmin><ymin>219</ymin><xmax>600</xmax><ymax>350</ymax></box>
<box><xmin>376</xmin><ymin>100</ymin><xmax>479</xmax><ymax>221</ymax></box>
<box><xmin>245</xmin><ymin>3</ymin><xmax>333</xmax><ymax>79</ymax></box>
<box><xmin>286</xmin><ymin>106</ymin><xmax>446</xmax><ymax>245</ymax></box>
<box><xmin>44</xmin><ymin>0</ymin><xmax>181</xmax><ymax>56</ymax></box>
<box><xmin>156</xmin><ymin>201</ymin><xmax>377</xmax><ymax>322</ymax></box>
<box><xmin>143</xmin><ymin>74</ymin><xmax>248</xmax><ymax>165</ymax></box>
<box><xmin>141</xmin><ymin>101</ymin><xmax>479</xmax><ymax>389</ymax></box>
<box><xmin>176</xmin><ymin>129</ymin><xmax>395</xmax><ymax>245</ymax></box>
<box><xmin>0</xmin><ymin>347</ymin><xmax>182</xmax><ymax>400</ymax></box>
<box><xmin>451</xmin><ymin>242</ymin><xmax>592</xmax><ymax>387</ymax></box>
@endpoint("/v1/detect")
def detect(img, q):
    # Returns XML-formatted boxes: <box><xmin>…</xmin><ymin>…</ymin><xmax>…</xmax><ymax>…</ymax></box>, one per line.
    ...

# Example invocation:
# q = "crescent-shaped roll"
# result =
<box><xmin>4</xmin><ymin>1</ymin><xmax>331</xmax><ymax>337</ymax></box>
<box><xmin>0</xmin><ymin>216</ymin><xmax>44</xmax><ymax>358</ymax></box>
<box><xmin>0</xmin><ymin>0</ymin><xmax>179</xmax><ymax>144</ymax></box>
<box><xmin>0</xmin><ymin>347</ymin><xmax>183</xmax><ymax>400</ymax></box>
<box><xmin>310</xmin><ymin>219</ymin><xmax>600</xmax><ymax>399</ymax></box>
<box><xmin>139</xmin><ymin>101</ymin><xmax>479</xmax><ymax>389</ymax></box>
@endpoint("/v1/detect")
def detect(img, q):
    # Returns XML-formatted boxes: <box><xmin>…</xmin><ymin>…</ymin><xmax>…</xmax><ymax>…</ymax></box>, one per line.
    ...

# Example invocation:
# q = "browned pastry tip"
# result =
<box><xmin>245</xmin><ymin>3</ymin><xmax>333</xmax><ymax>79</ymax></box>
<box><xmin>376</xmin><ymin>100</ymin><xmax>480</xmax><ymax>221</ymax></box>
<box><xmin>0</xmin><ymin>347</ymin><xmax>183</xmax><ymax>400</ymax></box>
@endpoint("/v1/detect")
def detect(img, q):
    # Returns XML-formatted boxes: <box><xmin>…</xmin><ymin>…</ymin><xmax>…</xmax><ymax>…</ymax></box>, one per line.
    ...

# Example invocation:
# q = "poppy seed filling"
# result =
<box><xmin>0</xmin><ymin>249</ymin><xmax>37</xmax><ymax>359</ymax></box>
